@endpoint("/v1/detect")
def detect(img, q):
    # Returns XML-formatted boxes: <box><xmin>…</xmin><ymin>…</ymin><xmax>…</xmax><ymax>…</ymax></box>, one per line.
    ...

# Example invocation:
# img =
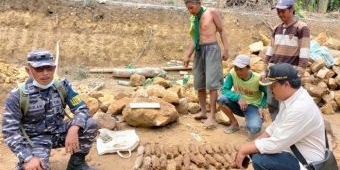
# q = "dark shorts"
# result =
<box><xmin>193</xmin><ymin>42</ymin><xmax>223</xmax><ymax>90</ymax></box>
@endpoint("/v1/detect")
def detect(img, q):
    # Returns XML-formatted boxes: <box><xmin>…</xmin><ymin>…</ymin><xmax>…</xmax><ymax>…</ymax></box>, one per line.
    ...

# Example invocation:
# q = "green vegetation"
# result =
<box><xmin>295</xmin><ymin>0</ymin><xmax>305</xmax><ymax>18</ymax></box>
<box><xmin>297</xmin><ymin>0</ymin><xmax>340</xmax><ymax>12</ymax></box>
<box><xmin>328</xmin><ymin>0</ymin><xmax>340</xmax><ymax>11</ymax></box>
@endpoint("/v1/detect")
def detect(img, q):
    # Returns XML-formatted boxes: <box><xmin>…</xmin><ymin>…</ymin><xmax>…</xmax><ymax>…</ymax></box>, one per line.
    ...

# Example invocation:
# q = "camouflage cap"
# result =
<box><xmin>27</xmin><ymin>50</ymin><xmax>55</xmax><ymax>68</ymax></box>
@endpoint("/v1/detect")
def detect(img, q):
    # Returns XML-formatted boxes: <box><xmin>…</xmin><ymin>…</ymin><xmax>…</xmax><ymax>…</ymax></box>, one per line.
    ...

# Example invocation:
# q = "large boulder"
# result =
<box><xmin>122</xmin><ymin>97</ymin><xmax>179</xmax><ymax>127</ymax></box>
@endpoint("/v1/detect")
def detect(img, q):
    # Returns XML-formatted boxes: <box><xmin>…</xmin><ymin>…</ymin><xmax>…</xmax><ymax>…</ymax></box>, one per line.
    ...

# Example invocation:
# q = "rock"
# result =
<box><xmin>331</xmin><ymin>65</ymin><xmax>340</xmax><ymax>75</ymax></box>
<box><xmin>310</xmin><ymin>60</ymin><xmax>325</xmax><ymax>73</ymax></box>
<box><xmin>84</xmin><ymin>97</ymin><xmax>100</xmax><ymax>116</ymax></box>
<box><xmin>325</xmin><ymin>37</ymin><xmax>340</xmax><ymax>50</ymax></box>
<box><xmin>152</xmin><ymin>77</ymin><xmax>171</xmax><ymax>88</ymax></box>
<box><xmin>146</xmin><ymin>84</ymin><xmax>166</xmax><ymax>98</ymax></box>
<box><xmin>328</xmin><ymin>78</ymin><xmax>337</xmax><ymax>90</ymax></box>
<box><xmin>89</xmin><ymin>91</ymin><xmax>104</xmax><ymax>99</ymax></box>
<box><xmin>107</xmin><ymin>97</ymin><xmax>131</xmax><ymax>115</ymax></box>
<box><xmin>122</xmin><ymin>97</ymin><xmax>179</xmax><ymax>127</ymax></box>
<box><xmin>334</xmin><ymin>91</ymin><xmax>340</xmax><ymax>106</ymax></box>
<box><xmin>329</xmin><ymin>100</ymin><xmax>338</xmax><ymax>111</ymax></box>
<box><xmin>133</xmin><ymin>88</ymin><xmax>149</xmax><ymax>98</ymax></box>
<box><xmin>98</xmin><ymin>94</ymin><xmax>115</xmax><ymax>107</ymax></box>
<box><xmin>188</xmin><ymin>102</ymin><xmax>201</xmax><ymax>114</ymax></box>
<box><xmin>114</xmin><ymin>92</ymin><xmax>131</xmax><ymax>100</ymax></box>
<box><xmin>215</xmin><ymin>111</ymin><xmax>230</xmax><ymax>126</ymax></box>
<box><xmin>93</xmin><ymin>112</ymin><xmax>117</xmax><ymax>130</ymax></box>
<box><xmin>320</xmin><ymin>103</ymin><xmax>335</xmax><ymax>115</ymax></box>
<box><xmin>317</xmin><ymin>81</ymin><xmax>328</xmax><ymax>89</ymax></box>
<box><xmin>100</xmin><ymin>103</ymin><xmax>109</xmax><ymax>113</ymax></box>
<box><xmin>130</xmin><ymin>73</ymin><xmax>146</xmax><ymax>87</ymax></box>
<box><xmin>335</xmin><ymin>75</ymin><xmax>340</xmax><ymax>86</ymax></box>
<box><xmin>175</xmin><ymin>98</ymin><xmax>188</xmax><ymax>114</ymax></box>
<box><xmin>316</xmin><ymin>67</ymin><xmax>334</xmax><ymax>79</ymax></box>
<box><xmin>249</xmin><ymin>41</ymin><xmax>263</xmax><ymax>53</ymax></box>
<box><xmin>163</xmin><ymin>90</ymin><xmax>180</xmax><ymax>104</ymax></box>
<box><xmin>305</xmin><ymin>84</ymin><xmax>328</xmax><ymax>98</ymax></box>
<box><xmin>322</xmin><ymin>93</ymin><xmax>334</xmax><ymax>103</ymax></box>
<box><xmin>314</xmin><ymin>32</ymin><xmax>328</xmax><ymax>46</ymax></box>
<box><xmin>168</xmin><ymin>85</ymin><xmax>185</xmax><ymax>99</ymax></box>
<box><xmin>185</xmin><ymin>89</ymin><xmax>199</xmax><ymax>103</ymax></box>
<box><xmin>260</xmin><ymin>33</ymin><xmax>270</xmax><ymax>46</ymax></box>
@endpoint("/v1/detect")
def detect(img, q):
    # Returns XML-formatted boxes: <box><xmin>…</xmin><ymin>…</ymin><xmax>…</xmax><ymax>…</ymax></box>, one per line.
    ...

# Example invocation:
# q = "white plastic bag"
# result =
<box><xmin>96</xmin><ymin>128</ymin><xmax>139</xmax><ymax>158</ymax></box>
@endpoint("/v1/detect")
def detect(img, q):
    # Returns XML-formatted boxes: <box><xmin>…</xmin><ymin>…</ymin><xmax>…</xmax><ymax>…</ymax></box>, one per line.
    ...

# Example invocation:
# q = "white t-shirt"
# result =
<box><xmin>255</xmin><ymin>87</ymin><xmax>326</xmax><ymax>169</ymax></box>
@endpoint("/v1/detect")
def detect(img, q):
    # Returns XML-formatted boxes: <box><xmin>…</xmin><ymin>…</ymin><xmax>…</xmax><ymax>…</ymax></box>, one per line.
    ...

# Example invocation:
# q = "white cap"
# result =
<box><xmin>232</xmin><ymin>54</ymin><xmax>250</xmax><ymax>68</ymax></box>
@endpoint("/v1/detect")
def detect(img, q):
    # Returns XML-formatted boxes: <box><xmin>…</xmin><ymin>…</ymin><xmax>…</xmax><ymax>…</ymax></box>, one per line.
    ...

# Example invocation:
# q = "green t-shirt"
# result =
<box><xmin>221</xmin><ymin>68</ymin><xmax>267</xmax><ymax>108</ymax></box>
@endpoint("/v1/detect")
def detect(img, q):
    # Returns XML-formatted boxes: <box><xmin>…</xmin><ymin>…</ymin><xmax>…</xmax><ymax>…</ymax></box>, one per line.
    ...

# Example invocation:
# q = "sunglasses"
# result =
<box><xmin>31</xmin><ymin>66</ymin><xmax>56</xmax><ymax>72</ymax></box>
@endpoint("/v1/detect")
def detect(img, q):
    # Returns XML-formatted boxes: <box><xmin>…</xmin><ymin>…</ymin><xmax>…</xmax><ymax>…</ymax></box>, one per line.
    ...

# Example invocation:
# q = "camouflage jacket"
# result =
<box><xmin>2</xmin><ymin>78</ymin><xmax>90</xmax><ymax>162</ymax></box>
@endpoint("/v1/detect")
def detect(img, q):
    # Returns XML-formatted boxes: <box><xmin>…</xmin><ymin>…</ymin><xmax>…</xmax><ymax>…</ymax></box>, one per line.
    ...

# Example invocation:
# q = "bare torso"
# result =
<box><xmin>199</xmin><ymin>9</ymin><xmax>217</xmax><ymax>43</ymax></box>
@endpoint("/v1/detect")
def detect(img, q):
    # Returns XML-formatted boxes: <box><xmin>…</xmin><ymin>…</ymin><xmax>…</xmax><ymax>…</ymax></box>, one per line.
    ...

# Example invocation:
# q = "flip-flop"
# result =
<box><xmin>204</xmin><ymin>124</ymin><xmax>217</xmax><ymax>130</ymax></box>
<box><xmin>194</xmin><ymin>114</ymin><xmax>207</xmax><ymax>120</ymax></box>
<box><xmin>224</xmin><ymin>125</ymin><xmax>240</xmax><ymax>134</ymax></box>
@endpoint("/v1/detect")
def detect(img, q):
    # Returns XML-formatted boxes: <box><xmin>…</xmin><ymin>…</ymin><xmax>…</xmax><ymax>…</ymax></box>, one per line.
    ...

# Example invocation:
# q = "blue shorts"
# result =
<box><xmin>217</xmin><ymin>95</ymin><xmax>263</xmax><ymax>135</ymax></box>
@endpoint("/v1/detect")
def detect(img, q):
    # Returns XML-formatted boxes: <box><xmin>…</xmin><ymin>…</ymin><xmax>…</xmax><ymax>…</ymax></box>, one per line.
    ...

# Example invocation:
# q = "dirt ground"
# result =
<box><xmin>1</xmin><ymin>0</ymin><xmax>340</xmax><ymax>169</ymax></box>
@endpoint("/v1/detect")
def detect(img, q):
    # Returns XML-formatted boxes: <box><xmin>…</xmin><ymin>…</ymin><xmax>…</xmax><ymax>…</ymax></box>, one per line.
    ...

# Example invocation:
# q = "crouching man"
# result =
<box><xmin>2</xmin><ymin>50</ymin><xmax>98</xmax><ymax>170</ymax></box>
<box><xmin>235</xmin><ymin>63</ymin><xmax>326</xmax><ymax>170</ymax></box>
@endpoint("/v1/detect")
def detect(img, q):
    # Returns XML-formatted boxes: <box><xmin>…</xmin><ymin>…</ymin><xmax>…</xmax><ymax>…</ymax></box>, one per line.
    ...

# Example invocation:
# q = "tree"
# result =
<box><xmin>318</xmin><ymin>0</ymin><xmax>329</xmax><ymax>13</ymax></box>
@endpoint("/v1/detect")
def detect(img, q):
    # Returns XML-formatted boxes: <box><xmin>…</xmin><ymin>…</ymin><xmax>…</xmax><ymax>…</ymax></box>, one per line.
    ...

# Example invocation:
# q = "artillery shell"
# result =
<box><xmin>174</xmin><ymin>154</ymin><xmax>183</xmax><ymax>170</ymax></box>
<box><xmin>151</xmin><ymin>155</ymin><xmax>160</xmax><ymax>170</ymax></box>
<box><xmin>205</xmin><ymin>154</ymin><xmax>222</xmax><ymax>169</ymax></box>
<box><xmin>205</xmin><ymin>144</ymin><xmax>214</xmax><ymax>154</ymax></box>
<box><xmin>137</xmin><ymin>145</ymin><xmax>145</xmax><ymax>156</ymax></box>
<box><xmin>133</xmin><ymin>155</ymin><xmax>143</xmax><ymax>170</ymax></box>
<box><xmin>198</xmin><ymin>145</ymin><xmax>207</xmax><ymax>155</ymax></box>
<box><xmin>143</xmin><ymin>156</ymin><xmax>152</xmax><ymax>169</ymax></box>
<box><xmin>183</xmin><ymin>153</ymin><xmax>191</xmax><ymax>170</ymax></box>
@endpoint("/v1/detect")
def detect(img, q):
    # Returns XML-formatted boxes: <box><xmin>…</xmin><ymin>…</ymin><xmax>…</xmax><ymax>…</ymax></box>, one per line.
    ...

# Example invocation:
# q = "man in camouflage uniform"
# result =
<box><xmin>2</xmin><ymin>50</ymin><xmax>98</xmax><ymax>170</ymax></box>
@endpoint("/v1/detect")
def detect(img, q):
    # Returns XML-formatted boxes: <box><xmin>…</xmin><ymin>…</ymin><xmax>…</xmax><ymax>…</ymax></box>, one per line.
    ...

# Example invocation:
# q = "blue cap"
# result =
<box><xmin>275</xmin><ymin>0</ymin><xmax>295</xmax><ymax>9</ymax></box>
<box><xmin>27</xmin><ymin>50</ymin><xmax>55</xmax><ymax>68</ymax></box>
<box><xmin>259</xmin><ymin>63</ymin><xmax>299</xmax><ymax>86</ymax></box>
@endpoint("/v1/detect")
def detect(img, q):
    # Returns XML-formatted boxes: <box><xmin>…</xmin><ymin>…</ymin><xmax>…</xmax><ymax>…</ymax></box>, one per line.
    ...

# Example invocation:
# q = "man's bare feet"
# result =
<box><xmin>194</xmin><ymin>112</ymin><xmax>207</xmax><ymax>120</ymax></box>
<box><xmin>203</xmin><ymin>118</ymin><xmax>217</xmax><ymax>129</ymax></box>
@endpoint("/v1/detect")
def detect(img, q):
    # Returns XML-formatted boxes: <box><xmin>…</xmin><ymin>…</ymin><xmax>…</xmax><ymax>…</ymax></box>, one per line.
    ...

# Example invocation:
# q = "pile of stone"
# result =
<box><xmin>85</xmin><ymin>69</ymin><xmax>231</xmax><ymax>129</ymax></box>
<box><xmin>301</xmin><ymin>33</ymin><xmax>340</xmax><ymax>115</ymax></box>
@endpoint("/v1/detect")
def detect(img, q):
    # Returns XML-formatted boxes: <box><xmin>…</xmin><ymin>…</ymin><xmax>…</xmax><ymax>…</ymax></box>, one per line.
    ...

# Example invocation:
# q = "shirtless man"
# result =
<box><xmin>183</xmin><ymin>0</ymin><xmax>229</xmax><ymax>128</ymax></box>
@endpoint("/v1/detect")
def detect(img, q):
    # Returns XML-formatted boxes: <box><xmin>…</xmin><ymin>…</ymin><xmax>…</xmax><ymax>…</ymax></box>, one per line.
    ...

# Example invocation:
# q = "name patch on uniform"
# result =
<box><xmin>70</xmin><ymin>95</ymin><xmax>82</xmax><ymax>106</ymax></box>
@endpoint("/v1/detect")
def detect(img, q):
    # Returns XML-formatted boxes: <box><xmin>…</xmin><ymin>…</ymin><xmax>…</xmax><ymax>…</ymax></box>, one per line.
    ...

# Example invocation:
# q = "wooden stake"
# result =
<box><xmin>55</xmin><ymin>40</ymin><xmax>60</xmax><ymax>74</ymax></box>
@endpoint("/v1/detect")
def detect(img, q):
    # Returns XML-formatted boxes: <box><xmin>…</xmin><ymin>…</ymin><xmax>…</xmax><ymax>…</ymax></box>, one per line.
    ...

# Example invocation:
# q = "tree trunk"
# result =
<box><xmin>302</xmin><ymin>0</ymin><xmax>313</xmax><ymax>10</ymax></box>
<box><xmin>318</xmin><ymin>0</ymin><xmax>329</xmax><ymax>13</ymax></box>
